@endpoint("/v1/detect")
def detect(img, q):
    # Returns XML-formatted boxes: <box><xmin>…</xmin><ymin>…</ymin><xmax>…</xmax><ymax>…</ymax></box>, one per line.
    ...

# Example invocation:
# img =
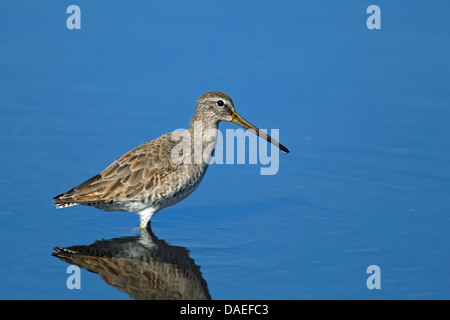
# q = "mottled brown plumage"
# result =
<box><xmin>55</xmin><ymin>133</ymin><xmax>179</xmax><ymax>204</ymax></box>
<box><xmin>53</xmin><ymin>91</ymin><xmax>289</xmax><ymax>227</ymax></box>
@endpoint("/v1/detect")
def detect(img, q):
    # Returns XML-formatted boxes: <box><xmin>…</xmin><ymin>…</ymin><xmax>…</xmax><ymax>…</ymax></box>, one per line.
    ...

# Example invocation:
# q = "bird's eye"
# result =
<box><xmin>216</xmin><ymin>100</ymin><xmax>224</xmax><ymax>107</ymax></box>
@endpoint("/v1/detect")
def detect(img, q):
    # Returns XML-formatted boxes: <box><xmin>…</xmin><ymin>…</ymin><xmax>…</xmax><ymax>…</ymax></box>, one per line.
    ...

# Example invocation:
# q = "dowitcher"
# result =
<box><xmin>53</xmin><ymin>91</ymin><xmax>289</xmax><ymax>228</ymax></box>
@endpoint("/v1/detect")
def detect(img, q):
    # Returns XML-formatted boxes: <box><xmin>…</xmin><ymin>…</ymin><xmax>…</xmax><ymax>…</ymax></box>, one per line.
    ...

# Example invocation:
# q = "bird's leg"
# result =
<box><xmin>138</xmin><ymin>207</ymin><xmax>156</xmax><ymax>228</ymax></box>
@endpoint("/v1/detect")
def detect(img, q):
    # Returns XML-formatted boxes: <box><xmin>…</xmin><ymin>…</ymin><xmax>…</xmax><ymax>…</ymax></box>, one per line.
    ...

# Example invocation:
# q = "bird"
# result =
<box><xmin>53</xmin><ymin>91</ymin><xmax>289</xmax><ymax>228</ymax></box>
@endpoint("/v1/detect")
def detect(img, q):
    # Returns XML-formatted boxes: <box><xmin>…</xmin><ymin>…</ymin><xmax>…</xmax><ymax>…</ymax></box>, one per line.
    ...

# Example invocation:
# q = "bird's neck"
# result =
<box><xmin>187</xmin><ymin>116</ymin><xmax>219</xmax><ymax>165</ymax></box>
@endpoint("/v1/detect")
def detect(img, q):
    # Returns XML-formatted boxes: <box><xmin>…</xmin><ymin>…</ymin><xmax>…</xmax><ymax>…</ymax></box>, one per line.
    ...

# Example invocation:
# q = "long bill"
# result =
<box><xmin>231</xmin><ymin>111</ymin><xmax>290</xmax><ymax>153</ymax></box>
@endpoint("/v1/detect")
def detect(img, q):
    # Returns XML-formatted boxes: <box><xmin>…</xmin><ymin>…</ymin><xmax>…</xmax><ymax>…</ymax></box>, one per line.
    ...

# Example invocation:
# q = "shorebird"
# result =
<box><xmin>53</xmin><ymin>91</ymin><xmax>289</xmax><ymax>228</ymax></box>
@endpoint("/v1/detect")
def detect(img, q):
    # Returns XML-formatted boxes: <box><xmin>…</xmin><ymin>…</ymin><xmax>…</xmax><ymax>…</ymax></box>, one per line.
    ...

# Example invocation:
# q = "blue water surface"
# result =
<box><xmin>0</xmin><ymin>1</ymin><xmax>449</xmax><ymax>299</ymax></box>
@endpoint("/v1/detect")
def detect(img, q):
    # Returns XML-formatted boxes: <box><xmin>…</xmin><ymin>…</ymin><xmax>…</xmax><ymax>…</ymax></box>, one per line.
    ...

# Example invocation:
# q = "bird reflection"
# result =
<box><xmin>52</xmin><ymin>225</ymin><xmax>211</xmax><ymax>300</ymax></box>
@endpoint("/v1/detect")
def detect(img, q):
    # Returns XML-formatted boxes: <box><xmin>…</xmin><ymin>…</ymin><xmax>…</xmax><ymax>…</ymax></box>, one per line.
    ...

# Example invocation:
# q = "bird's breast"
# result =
<box><xmin>146</xmin><ymin>162</ymin><xmax>209</xmax><ymax>209</ymax></box>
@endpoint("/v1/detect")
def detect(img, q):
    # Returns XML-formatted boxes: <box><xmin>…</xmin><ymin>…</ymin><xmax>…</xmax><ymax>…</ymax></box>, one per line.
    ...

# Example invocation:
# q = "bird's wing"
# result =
<box><xmin>53</xmin><ymin>133</ymin><xmax>181</xmax><ymax>205</ymax></box>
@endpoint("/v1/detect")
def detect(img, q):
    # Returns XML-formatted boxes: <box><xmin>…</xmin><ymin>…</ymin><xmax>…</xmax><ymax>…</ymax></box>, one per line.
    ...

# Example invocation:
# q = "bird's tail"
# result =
<box><xmin>54</xmin><ymin>202</ymin><xmax>79</xmax><ymax>209</ymax></box>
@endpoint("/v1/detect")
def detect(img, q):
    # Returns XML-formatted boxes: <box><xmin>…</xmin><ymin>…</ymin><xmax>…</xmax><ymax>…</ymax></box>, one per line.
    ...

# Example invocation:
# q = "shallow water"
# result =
<box><xmin>0</xmin><ymin>1</ymin><xmax>449</xmax><ymax>299</ymax></box>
